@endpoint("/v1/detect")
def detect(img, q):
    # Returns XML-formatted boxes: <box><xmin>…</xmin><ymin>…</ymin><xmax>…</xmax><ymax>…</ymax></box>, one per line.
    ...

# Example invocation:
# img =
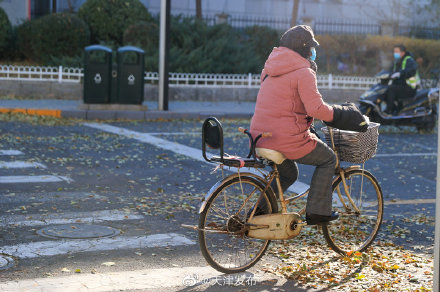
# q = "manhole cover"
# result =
<box><xmin>0</xmin><ymin>255</ymin><xmax>14</xmax><ymax>270</ymax></box>
<box><xmin>37</xmin><ymin>224</ymin><xmax>120</xmax><ymax>239</ymax></box>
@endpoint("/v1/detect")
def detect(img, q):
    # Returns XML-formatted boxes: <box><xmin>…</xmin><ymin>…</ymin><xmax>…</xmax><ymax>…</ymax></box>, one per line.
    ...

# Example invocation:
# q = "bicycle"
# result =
<box><xmin>182</xmin><ymin>117</ymin><xmax>383</xmax><ymax>274</ymax></box>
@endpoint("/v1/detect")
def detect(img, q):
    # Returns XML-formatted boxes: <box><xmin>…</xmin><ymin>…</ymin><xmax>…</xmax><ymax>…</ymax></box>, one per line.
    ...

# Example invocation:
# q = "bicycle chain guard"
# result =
<box><xmin>246</xmin><ymin>212</ymin><xmax>304</xmax><ymax>240</ymax></box>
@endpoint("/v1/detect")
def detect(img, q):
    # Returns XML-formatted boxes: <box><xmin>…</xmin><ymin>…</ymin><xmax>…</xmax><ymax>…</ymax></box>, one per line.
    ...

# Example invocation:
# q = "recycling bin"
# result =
<box><xmin>116</xmin><ymin>46</ymin><xmax>145</xmax><ymax>104</ymax></box>
<box><xmin>83</xmin><ymin>45</ymin><xmax>112</xmax><ymax>104</ymax></box>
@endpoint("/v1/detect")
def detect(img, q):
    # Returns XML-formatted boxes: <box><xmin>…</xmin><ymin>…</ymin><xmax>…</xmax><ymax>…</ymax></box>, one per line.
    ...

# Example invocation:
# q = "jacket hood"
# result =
<box><xmin>264</xmin><ymin>46</ymin><xmax>311</xmax><ymax>77</ymax></box>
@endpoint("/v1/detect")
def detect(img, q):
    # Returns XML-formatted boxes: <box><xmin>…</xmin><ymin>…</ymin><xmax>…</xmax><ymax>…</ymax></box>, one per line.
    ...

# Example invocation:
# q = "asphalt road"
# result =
<box><xmin>0</xmin><ymin>117</ymin><xmax>436</xmax><ymax>291</ymax></box>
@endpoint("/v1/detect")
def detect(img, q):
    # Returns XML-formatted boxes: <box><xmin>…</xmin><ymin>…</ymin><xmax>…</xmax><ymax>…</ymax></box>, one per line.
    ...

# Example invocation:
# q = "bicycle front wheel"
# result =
<box><xmin>198</xmin><ymin>174</ymin><xmax>278</xmax><ymax>274</ymax></box>
<box><xmin>322</xmin><ymin>168</ymin><xmax>383</xmax><ymax>255</ymax></box>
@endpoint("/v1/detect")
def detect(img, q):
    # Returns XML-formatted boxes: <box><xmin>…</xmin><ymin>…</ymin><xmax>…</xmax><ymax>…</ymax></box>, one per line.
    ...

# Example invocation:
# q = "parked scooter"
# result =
<box><xmin>359</xmin><ymin>70</ymin><xmax>439</xmax><ymax>132</ymax></box>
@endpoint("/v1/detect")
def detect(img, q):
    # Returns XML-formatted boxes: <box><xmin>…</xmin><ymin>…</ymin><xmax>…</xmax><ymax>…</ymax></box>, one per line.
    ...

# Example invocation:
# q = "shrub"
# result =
<box><xmin>314</xmin><ymin>34</ymin><xmax>440</xmax><ymax>77</ymax></box>
<box><xmin>17</xmin><ymin>13</ymin><xmax>90</xmax><ymax>63</ymax></box>
<box><xmin>0</xmin><ymin>7</ymin><xmax>11</xmax><ymax>57</ymax></box>
<box><xmin>123</xmin><ymin>21</ymin><xmax>159</xmax><ymax>71</ymax></box>
<box><xmin>16</xmin><ymin>21</ymin><xmax>34</xmax><ymax>60</ymax></box>
<box><xmin>168</xmin><ymin>17</ymin><xmax>261</xmax><ymax>73</ymax></box>
<box><xmin>243</xmin><ymin>25</ymin><xmax>280</xmax><ymax>65</ymax></box>
<box><xmin>123</xmin><ymin>16</ymin><xmax>262</xmax><ymax>73</ymax></box>
<box><xmin>78</xmin><ymin>0</ymin><xmax>152</xmax><ymax>46</ymax></box>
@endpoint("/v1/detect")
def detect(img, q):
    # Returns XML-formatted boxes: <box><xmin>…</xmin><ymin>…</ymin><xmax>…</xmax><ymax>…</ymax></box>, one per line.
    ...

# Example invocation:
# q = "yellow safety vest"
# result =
<box><xmin>394</xmin><ymin>56</ymin><xmax>421</xmax><ymax>89</ymax></box>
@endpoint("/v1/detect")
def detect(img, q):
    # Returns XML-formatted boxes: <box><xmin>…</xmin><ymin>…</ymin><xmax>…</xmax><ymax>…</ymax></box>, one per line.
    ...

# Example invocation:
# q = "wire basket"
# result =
<box><xmin>321</xmin><ymin>123</ymin><xmax>380</xmax><ymax>164</ymax></box>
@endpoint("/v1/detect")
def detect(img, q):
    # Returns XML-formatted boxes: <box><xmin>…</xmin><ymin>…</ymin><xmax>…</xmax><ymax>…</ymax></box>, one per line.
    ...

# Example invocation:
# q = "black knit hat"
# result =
<box><xmin>279</xmin><ymin>25</ymin><xmax>319</xmax><ymax>58</ymax></box>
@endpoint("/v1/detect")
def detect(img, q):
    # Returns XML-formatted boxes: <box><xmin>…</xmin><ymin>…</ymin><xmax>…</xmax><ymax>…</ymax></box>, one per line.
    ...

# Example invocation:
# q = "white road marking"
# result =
<box><xmin>0</xmin><ymin>265</ymin><xmax>283</xmax><ymax>291</ymax></box>
<box><xmin>84</xmin><ymin>123</ymin><xmax>309</xmax><ymax>194</ymax></box>
<box><xmin>0</xmin><ymin>175</ymin><xmax>73</xmax><ymax>183</ymax></box>
<box><xmin>0</xmin><ymin>233</ymin><xmax>194</xmax><ymax>259</ymax></box>
<box><xmin>374</xmin><ymin>153</ymin><xmax>437</xmax><ymax>157</ymax></box>
<box><xmin>0</xmin><ymin>209</ymin><xmax>144</xmax><ymax>227</ymax></box>
<box><xmin>149</xmin><ymin>132</ymin><xmax>198</xmax><ymax>136</ymax></box>
<box><xmin>0</xmin><ymin>161</ymin><xmax>46</xmax><ymax>169</ymax></box>
<box><xmin>0</xmin><ymin>267</ymin><xmax>215</xmax><ymax>291</ymax></box>
<box><xmin>0</xmin><ymin>150</ymin><xmax>23</xmax><ymax>155</ymax></box>
<box><xmin>384</xmin><ymin>198</ymin><xmax>436</xmax><ymax>205</ymax></box>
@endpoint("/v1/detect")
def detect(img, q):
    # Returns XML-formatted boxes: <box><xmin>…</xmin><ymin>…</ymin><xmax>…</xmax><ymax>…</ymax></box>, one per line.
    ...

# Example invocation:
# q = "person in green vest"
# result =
<box><xmin>385</xmin><ymin>44</ymin><xmax>420</xmax><ymax>115</ymax></box>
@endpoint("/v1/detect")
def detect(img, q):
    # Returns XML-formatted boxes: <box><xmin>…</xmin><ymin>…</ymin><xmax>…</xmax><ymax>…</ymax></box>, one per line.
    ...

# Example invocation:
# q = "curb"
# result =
<box><xmin>0</xmin><ymin>107</ymin><xmax>253</xmax><ymax>120</ymax></box>
<box><xmin>0</xmin><ymin>108</ymin><xmax>61</xmax><ymax>118</ymax></box>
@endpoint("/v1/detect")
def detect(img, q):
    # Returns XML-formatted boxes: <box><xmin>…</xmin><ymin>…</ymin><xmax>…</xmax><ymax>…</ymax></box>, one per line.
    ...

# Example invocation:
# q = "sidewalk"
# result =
<box><xmin>0</xmin><ymin>99</ymin><xmax>256</xmax><ymax>120</ymax></box>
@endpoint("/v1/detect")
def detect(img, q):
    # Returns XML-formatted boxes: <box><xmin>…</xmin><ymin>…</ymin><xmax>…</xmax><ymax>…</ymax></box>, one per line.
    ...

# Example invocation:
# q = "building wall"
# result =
<box><xmin>0</xmin><ymin>0</ymin><xmax>433</xmax><ymax>28</ymax></box>
<box><xmin>144</xmin><ymin>0</ymin><xmax>429</xmax><ymax>27</ymax></box>
<box><xmin>0</xmin><ymin>0</ymin><xmax>29</xmax><ymax>25</ymax></box>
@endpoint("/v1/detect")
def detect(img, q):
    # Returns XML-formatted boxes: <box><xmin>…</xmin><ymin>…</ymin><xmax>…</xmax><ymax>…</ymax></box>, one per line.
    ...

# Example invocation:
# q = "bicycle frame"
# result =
<box><xmin>190</xmin><ymin>126</ymin><xmax>366</xmax><ymax>235</ymax></box>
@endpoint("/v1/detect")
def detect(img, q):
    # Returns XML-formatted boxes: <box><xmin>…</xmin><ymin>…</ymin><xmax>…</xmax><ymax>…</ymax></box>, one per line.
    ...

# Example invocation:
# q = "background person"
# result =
<box><xmin>385</xmin><ymin>44</ymin><xmax>419</xmax><ymax>115</ymax></box>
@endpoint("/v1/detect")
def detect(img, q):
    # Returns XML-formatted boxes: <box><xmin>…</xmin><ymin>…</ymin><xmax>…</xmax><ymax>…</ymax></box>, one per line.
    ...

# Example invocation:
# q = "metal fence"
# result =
<box><xmin>203</xmin><ymin>14</ymin><xmax>291</xmax><ymax>31</ymax></box>
<box><xmin>201</xmin><ymin>14</ymin><xmax>440</xmax><ymax>39</ymax></box>
<box><xmin>0</xmin><ymin>65</ymin><xmax>83</xmax><ymax>83</ymax></box>
<box><xmin>314</xmin><ymin>19</ymin><xmax>381</xmax><ymax>35</ymax></box>
<box><xmin>0</xmin><ymin>64</ymin><xmax>383</xmax><ymax>90</ymax></box>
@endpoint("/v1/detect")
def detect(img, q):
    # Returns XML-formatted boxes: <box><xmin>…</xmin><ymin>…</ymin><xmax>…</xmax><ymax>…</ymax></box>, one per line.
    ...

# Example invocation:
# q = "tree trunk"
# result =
<box><xmin>196</xmin><ymin>0</ymin><xmax>202</xmax><ymax>19</ymax></box>
<box><xmin>291</xmin><ymin>0</ymin><xmax>300</xmax><ymax>27</ymax></box>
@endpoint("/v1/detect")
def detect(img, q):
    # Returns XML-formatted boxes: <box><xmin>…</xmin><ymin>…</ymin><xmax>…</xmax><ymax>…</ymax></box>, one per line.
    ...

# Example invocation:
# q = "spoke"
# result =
<box><xmin>235</xmin><ymin>186</ymin><xmax>259</xmax><ymax>216</ymax></box>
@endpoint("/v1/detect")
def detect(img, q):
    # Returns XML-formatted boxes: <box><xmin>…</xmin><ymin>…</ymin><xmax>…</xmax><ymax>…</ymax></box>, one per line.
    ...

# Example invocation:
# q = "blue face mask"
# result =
<box><xmin>394</xmin><ymin>52</ymin><xmax>401</xmax><ymax>60</ymax></box>
<box><xmin>310</xmin><ymin>47</ymin><xmax>316</xmax><ymax>61</ymax></box>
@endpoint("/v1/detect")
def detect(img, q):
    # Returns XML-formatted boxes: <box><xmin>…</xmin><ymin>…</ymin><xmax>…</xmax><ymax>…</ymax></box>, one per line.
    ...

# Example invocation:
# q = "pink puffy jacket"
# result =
<box><xmin>250</xmin><ymin>47</ymin><xmax>334</xmax><ymax>160</ymax></box>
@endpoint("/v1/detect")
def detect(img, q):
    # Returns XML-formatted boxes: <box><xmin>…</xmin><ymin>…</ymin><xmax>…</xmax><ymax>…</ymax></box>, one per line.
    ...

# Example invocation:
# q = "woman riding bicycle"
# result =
<box><xmin>250</xmin><ymin>25</ymin><xmax>367</xmax><ymax>225</ymax></box>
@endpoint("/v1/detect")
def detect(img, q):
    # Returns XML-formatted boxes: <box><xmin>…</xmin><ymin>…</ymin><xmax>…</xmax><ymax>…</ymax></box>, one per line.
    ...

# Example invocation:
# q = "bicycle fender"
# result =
<box><xmin>199</xmin><ymin>172</ymin><xmax>270</xmax><ymax>214</ymax></box>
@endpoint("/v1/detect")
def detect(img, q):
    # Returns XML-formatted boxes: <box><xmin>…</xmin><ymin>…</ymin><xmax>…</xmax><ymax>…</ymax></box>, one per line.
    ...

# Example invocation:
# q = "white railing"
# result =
<box><xmin>0</xmin><ymin>65</ymin><xmax>83</xmax><ymax>83</ymax></box>
<box><xmin>0</xmin><ymin>64</ymin><xmax>381</xmax><ymax>89</ymax></box>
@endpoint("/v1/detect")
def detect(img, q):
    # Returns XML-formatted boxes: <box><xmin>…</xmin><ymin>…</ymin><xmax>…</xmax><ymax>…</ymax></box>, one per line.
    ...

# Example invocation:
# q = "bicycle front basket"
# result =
<box><xmin>321</xmin><ymin>122</ymin><xmax>380</xmax><ymax>164</ymax></box>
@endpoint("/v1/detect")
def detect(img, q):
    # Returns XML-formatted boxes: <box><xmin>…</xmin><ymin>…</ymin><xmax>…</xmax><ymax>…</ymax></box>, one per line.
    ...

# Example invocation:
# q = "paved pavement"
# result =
<box><xmin>0</xmin><ymin>100</ymin><xmax>437</xmax><ymax>291</ymax></box>
<box><xmin>0</xmin><ymin>99</ymin><xmax>256</xmax><ymax>120</ymax></box>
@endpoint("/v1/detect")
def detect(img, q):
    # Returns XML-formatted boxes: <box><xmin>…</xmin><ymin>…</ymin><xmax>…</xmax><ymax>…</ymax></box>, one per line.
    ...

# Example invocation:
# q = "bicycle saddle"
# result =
<box><xmin>255</xmin><ymin>148</ymin><xmax>287</xmax><ymax>164</ymax></box>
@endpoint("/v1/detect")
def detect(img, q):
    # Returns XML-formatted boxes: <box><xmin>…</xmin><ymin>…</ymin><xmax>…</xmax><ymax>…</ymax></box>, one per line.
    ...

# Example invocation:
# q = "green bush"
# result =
<box><xmin>168</xmin><ymin>17</ymin><xmax>261</xmax><ymax>73</ymax></box>
<box><xmin>0</xmin><ymin>7</ymin><xmax>12</xmax><ymax>57</ymax></box>
<box><xmin>316</xmin><ymin>34</ymin><xmax>440</xmax><ymax>77</ymax></box>
<box><xmin>79</xmin><ymin>0</ymin><xmax>152</xmax><ymax>46</ymax></box>
<box><xmin>16</xmin><ymin>21</ymin><xmax>34</xmax><ymax>60</ymax></box>
<box><xmin>17</xmin><ymin>13</ymin><xmax>90</xmax><ymax>63</ymax></box>
<box><xmin>244</xmin><ymin>25</ymin><xmax>280</xmax><ymax>65</ymax></box>
<box><xmin>123</xmin><ymin>21</ymin><xmax>159</xmax><ymax>71</ymax></box>
<box><xmin>123</xmin><ymin>16</ymin><xmax>262</xmax><ymax>73</ymax></box>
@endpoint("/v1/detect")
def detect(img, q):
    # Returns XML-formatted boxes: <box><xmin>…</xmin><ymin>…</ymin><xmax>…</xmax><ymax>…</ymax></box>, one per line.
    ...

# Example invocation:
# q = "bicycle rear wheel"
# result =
<box><xmin>198</xmin><ymin>174</ymin><xmax>278</xmax><ymax>274</ymax></box>
<box><xmin>322</xmin><ymin>168</ymin><xmax>383</xmax><ymax>255</ymax></box>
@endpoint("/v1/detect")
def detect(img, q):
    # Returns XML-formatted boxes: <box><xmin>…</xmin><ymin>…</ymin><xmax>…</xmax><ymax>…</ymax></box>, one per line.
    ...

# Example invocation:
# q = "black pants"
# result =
<box><xmin>386</xmin><ymin>84</ymin><xmax>416</xmax><ymax>114</ymax></box>
<box><xmin>267</xmin><ymin>140</ymin><xmax>336</xmax><ymax>216</ymax></box>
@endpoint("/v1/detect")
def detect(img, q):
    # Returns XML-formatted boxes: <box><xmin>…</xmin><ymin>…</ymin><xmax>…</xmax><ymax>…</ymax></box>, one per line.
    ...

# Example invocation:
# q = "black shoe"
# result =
<box><xmin>306</xmin><ymin>211</ymin><xmax>339</xmax><ymax>225</ymax></box>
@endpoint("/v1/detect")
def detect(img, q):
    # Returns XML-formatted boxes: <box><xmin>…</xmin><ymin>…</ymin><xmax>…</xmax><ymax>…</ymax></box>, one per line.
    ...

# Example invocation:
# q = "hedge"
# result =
<box><xmin>16</xmin><ymin>13</ymin><xmax>90</xmax><ymax>63</ymax></box>
<box><xmin>5</xmin><ymin>9</ymin><xmax>440</xmax><ymax>76</ymax></box>
<box><xmin>316</xmin><ymin>34</ymin><xmax>440</xmax><ymax>77</ymax></box>
<box><xmin>0</xmin><ymin>7</ymin><xmax>11</xmax><ymax>58</ymax></box>
<box><xmin>78</xmin><ymin>0</ymin><xmax>152</xmax><ymax>46</ymax></box>
<box><xmin>123</xmin><ymin>17</ymin><xmax>271</xmax><ymax>73</ymax></box>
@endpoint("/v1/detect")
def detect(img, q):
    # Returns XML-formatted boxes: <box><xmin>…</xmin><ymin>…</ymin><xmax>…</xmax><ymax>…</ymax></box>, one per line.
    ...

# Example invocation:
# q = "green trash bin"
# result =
<box><xmin>83</xmin><ymin>45</ymin><xmax>112</xmax><ymax>104</ymax></box>
<box><xmin>116</xmin><ymin>46</ymin><xmax>145</xmax><ymax>105</ymax></box>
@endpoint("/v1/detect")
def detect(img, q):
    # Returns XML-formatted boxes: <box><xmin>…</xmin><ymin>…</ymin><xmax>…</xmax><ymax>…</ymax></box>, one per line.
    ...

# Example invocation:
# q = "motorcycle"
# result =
<box><xmin>358</xmin><ymin>70</ymin><xmax>439</xmax><ymax>132</ymax></box>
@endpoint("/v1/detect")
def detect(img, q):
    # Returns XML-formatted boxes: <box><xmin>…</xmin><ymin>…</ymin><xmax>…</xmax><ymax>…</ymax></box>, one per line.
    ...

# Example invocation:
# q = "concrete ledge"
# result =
<box><xmin>116</xmin><ymin>111</ymin><xmax>145</xmax><ymax>120</ymax></box>
<box><xmin>0</xmin><ymin>80</ymin><xmax>364</xmax><ymax>103</ymax></box>
<box><xmin>86</xmin><ymin>110</ymin><xmax>117</xmax><ymax>120</ymax></box>
<box><xmin>79</xmin><ymin>103</ymin><xmax>148</xmax><ymax>111</ymax></box>
<box><xmin>61</xmin><ymin>110</ymin><xmax>87</xmax><ymax>119</ymax></box>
